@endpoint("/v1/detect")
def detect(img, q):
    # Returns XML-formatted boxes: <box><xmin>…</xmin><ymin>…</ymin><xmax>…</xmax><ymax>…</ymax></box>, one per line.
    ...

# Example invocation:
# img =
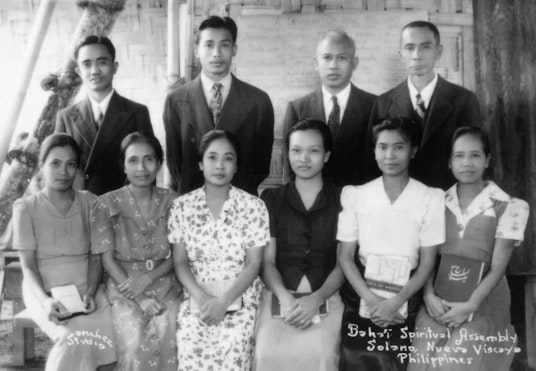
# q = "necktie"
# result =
<box><xmin>415</xmin><ymin>93</ymin><xmax>426</xmax><ymax>119</ymax></box>
<box><xmin>209</xmin><ymin>83</ymin><xmax>223</xmax><ymax>125</ymax></box>
<box><xmin>327</xmin><ymin>96</ymin><xmax>340</xmax><ymax>141</ymax></box>
<box><xmin>95</xmin><ymin>107</ymin><xmax>104</xmax><ymax>130</ymax></box>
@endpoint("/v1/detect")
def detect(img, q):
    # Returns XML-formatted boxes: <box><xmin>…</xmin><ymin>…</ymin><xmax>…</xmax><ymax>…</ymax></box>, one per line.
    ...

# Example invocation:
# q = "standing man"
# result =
<box><xmin>283</xmin><ymin>30</ymin><xmax>376</xmax><ymax>186</ymax></box>
<box><xmin>55</xmin><ymin>36</ymin><xmax>153</xmax><ymax>195</ymax></box>
<box><xmin>163</xmin><ymin>16</ymin><xmax>274</xmax><ymax>195</ymax></box>
<box><xmin>367</xmin><ymin>21</ymin><xmax>482</xmax><ymax>189</ymax></box>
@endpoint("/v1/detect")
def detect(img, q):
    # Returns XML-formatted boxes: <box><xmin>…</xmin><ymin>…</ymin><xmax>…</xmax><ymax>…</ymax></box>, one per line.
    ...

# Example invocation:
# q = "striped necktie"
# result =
<box><xmin>327</xmin><ymin>96</ymin><xmax>340</xmax><ymax>141</ymax></box>
<box><xmin>415</xmin><ymin>93</ymin><xmax>426</xmax><ymax>119</ymax></box>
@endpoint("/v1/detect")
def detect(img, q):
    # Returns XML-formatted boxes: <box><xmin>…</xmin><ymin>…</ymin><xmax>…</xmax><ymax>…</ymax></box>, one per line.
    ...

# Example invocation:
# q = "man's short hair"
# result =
<box><xmin>196</xmin><ymin>16</ymin><xmax>238</xmax><ymax>45</ymax></box>
<box><xmin>318</xmin><ymin>29</ymin><xmax>356</xmax><ymax>56</ymax></box>
<box><xmin>401</xmin><ymin>21</ymin><xmax>441</xmax><ymax>45</ymax></box>
<box><xmin>74</xmin><ymin>35</ymin><xmax>116</xmax><ymax>61</ymax></box>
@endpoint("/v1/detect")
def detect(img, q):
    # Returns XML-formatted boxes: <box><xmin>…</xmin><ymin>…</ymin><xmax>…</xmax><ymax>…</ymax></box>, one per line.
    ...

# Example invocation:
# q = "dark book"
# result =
<box><xmin>434</xmin><ymin>254</ymin><xmax>485</xmax><ymax>303</ymax></box>
<box><xmin>271</xmin><ymin>292</ymin><xmax>328</xmax><ymax>318</ymax></box>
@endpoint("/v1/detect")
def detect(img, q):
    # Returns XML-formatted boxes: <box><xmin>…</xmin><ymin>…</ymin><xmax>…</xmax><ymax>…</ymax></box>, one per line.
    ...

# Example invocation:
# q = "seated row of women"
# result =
<box><xmin>14</xmin><ymin>117</ymin><xmax>529</xmax><ymax>371</ymax></box>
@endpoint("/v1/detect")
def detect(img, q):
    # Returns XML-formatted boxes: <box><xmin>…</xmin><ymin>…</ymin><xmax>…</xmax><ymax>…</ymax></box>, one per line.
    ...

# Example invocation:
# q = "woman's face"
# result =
<box><xmin>123</xmin><ymin>142</ymin><xmax>160</xmax><ymax>188</ymax></box>
<box><xmin>449</xmin><ymin>134</ymin><xmax>489</xmax><ymax>185</ymax></box>
<box><xmin>199</xmin><ymin>138</ymin><xmax>237</xmax><ymax>188</ymax></box>
<box><xmin>41</xmin><ymin>146</ymin><xmax>78</xmax><ymax>191</ymax></box>
<box><xmin>288</xmin><ymin>129</ymin><xmax>330</xmax><ymax>181</ymax></box>
<box><xmin>374</xmin><ymin>129</ymin><xmax>416</xmax><ymax>177</ymax></box>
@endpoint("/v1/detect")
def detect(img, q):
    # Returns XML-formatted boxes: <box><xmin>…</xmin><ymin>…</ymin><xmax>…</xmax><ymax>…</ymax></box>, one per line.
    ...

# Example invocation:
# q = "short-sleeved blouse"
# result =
<box><xmin>168</xmin><ymin>186</ymin><xmax>270</xmax><ymax>283</ymax></box>
<box><xmin>91</xmin><ymin>186</ymin><xmax>176</xmax><ymax>262</ymax></box>
<box><xmin>445</xmin><ymin>181</ymin><xmax>529</xmax><ymax>243</ymax></box>
<box><xmin>12</xmin><ymin>190</ymin><xmax>96</xmax><ymax>293</ymax></box>
<box><xmin>337</xmin><ymin>177</ymin><xmax>445</xmax><ymax>269</ymax></box>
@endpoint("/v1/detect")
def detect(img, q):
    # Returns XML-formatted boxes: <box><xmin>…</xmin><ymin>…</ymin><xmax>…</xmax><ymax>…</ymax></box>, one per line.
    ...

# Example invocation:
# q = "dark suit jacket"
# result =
<box><xmin>283</xmin><ymin>84</ymin><xmax>376</xmax><ymax>186</ymax></box>
<box><xmin>163</xmin><ymin>74</ymin><xmax>274</xmax><ymax>195</ymax></box>
<box><xmin>367</xmin><ymin>76</ymin><xmax>482</xmax><ymax>189</ymax></box>
<box><xmin>55</xmin><ymin>92</ymin><xmax>153</xmax><ymax>195</ymax></box>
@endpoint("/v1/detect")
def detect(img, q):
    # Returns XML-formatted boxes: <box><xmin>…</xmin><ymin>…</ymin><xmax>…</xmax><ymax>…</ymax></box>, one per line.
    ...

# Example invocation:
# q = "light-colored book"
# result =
<box><xmin>359</xmin><ymin>254</ymin><xmax>411</xmax><ymax>319</ymax></box>
<box><xmin>189</xmin><ymin>279</ymin><xmax>242</xmax><ymax>314</ymax></box>
<box><xmin>50</xmin><ymin>284</ymin><xmax>86</xmax><ymax>314</ymax></box>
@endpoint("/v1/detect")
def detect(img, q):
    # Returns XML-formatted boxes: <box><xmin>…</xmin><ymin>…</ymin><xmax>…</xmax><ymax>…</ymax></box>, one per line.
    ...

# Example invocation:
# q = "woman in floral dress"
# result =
<box><xmin>91</xmin><ymin>132</ymin><xmax>182</xmax><ymax>370</ymax></box>
<box><xmin>169</xmin><ymin>130</ymin><xmax>270</xmax><ymax>371</ymax></box>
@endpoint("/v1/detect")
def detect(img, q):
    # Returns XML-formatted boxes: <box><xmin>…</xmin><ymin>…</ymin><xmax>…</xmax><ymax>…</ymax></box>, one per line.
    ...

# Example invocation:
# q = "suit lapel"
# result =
<box><xmin>337</xmin><ymin>85</ymin><xmax>366</xmax><ymax>144</ymax></box>
<box><xmin>390</xmin><ymin>81</ymin><xmax>413</xmax><ymax>118</ymax></box>
<box><xmin>185</xmin><ymin>77</ymin><xmax>214</xmax><ymax>134</ymax></box>
<box><xmin>87</xmin><ymin>92</ymin><xmax>132</xmax><ymax>168</ymax></box>
<box><xmin>217</xmin><ymin>75</ymin><xmax>254</xmax><ymax>132</ymax></box>
<box><xmin>308</xmin><ymin>90</ymin><xmax>326</xmax><ymax>121</ymax></box>
<box><xmin>68</xmin><ymin>99</ymin><xmax>96</xmax><ymax>167</ymax></box>
<box><xmin>422</xmin><ymin>76</ymin><xmax>454</xmax><ymax>147</ymax></box>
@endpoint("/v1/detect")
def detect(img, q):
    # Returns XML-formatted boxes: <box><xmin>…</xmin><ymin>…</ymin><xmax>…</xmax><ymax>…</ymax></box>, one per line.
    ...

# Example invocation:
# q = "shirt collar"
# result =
<box><xmin>407</xmin><ymin>74</ymin><xmax>438</xmax><ymax>109</ymax></box>
<box><xmin>321</xmin><ymin>83</ymin><xmax>352</xmax><ymax>122</ymax></box>
<box><xmin>445</xmin><ymin>181</ymin><xmax>510</xmax><ymax>220</ymax></box>
<box><xmin>89</xmin><ymin>89</ymin><xmax>114</xmax><ymax>123</ymax></box>
<box><xmin>200</xmin><ymin>72</ymin><xmax>232</xmax><ymax>102</ymax></box>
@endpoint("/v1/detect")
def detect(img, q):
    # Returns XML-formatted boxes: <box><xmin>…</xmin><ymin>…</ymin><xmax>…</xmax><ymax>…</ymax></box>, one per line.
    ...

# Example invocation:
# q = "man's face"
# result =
<box><xmin>399</xmin><ymin>27</ymin><xmax>442</xmax><ymax>79</ymax></box>
<box><xmin>196</xmin><ymin>28</ymin><xmax>236</xmax><ymax>81</ymax></box>
<box><xmin>315</xmin><ymin>38</ymin><xmax>357</xmax><ymax>94</ymax></box>
<box><xmin>76</xmin><ymin>44</ymin><xmax>117</xmax><ymax>95</ymax></box>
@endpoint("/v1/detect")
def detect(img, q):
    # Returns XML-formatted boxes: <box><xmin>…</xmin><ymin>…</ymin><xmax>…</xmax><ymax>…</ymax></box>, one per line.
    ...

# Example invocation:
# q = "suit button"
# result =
<box><xmin>84</xmin><ymin>174</ymin><xmax>89</xmax><ymax>180</ymax></box>
<box><xmin>190</xmin><ymin>137</ymin><xmax>196</xmax><ymax>143</ymax></box>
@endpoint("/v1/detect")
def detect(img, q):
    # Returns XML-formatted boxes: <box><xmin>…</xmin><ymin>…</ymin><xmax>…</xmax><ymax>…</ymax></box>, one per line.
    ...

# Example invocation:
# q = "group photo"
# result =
<box><xmin>0</xmin><ymin>0</ymin><xmax>534</xmax><ymax>371</ymax></box>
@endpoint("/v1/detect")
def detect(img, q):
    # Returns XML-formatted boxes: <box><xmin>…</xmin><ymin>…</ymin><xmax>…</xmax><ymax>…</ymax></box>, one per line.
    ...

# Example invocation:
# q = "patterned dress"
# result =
<box><xmin>168</xmin><ymin>186</ymin><xmax>270</xmax><ymax>371</ymax></box>
<box><xmin>91</xmin><ymin>186</ymin><xmax>182</xmax><ymax>371</ymax></box>
<box><xmin>12</xmin><ymin>191</ymin><xmax>116</xmax><ymax>371</ymax></box>
<box><xmin>409</xmin><ymin>181</ymin><xmax>530</xmax><ymax>371</ymax></box>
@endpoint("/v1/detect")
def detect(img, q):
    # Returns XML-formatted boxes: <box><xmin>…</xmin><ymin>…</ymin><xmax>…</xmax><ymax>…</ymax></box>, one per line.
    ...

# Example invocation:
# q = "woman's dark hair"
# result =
<box><xmin>450</xmin><ymin>126</ymin><xmax>491</xmax><ymax>157</ymax></box>
<box><xmin>198</xmin><ymin>130</ymin><xmax>241</xmax><ymax>165</ymax></box>
<box><xmin>119</xmin><ymin>132</ymin><xmax>164</xmax><ymax>167</ymax></box>
<box><xmin>371</xmin><ymin>117</ymin><xmax>422</xmax><ymax>148</ymax></box>
<box><xmin>39</xmin><ymin>133</ymin><xmax>81</xmax><ymax>167</ymax></box>
<box><xmin>286</xmin><ymin>119</ymin><xmax>333</xmax><ymax>153</ymax></box>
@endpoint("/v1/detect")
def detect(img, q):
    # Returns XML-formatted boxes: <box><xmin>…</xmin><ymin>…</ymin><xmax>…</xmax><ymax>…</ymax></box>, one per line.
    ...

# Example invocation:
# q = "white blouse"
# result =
<box><xmin>337</xmin><ymin>177</ymin><xmax>445</xmax><ymax>269</ymax></box>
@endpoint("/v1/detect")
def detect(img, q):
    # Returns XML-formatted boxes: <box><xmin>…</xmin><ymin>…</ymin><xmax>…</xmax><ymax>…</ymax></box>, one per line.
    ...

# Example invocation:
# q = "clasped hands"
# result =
<box><xmin>44</xmin><ymin>293</ymin><xmax>97</xmax><ymax>324</ymax></box>
<box><xmin>280</xmin><ymin>292</ymin><xmax>323</xmax><ymax>330</ymax></box>
<box><xmin>365</xmin><ymin>294</ymin><xmax>406</xmax><ymax>328</ymax></box>
<box><xmin>424</xmin><ymin>292</ymin><xmax>476</xmax><ymax>329</ymax></box>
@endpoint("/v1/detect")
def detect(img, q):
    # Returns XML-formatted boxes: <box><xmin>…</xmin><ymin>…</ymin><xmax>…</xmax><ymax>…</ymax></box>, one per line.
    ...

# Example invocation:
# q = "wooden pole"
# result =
<box><xmin>183</xmin><ymin>0</ymin><xmax>195</xmax><ymax>82</ymax></box>
<box><xmin>0</xmin><ymin>0</ymin><xmax>57</xmax><ymax>175</ymax></box>
<box><xmin>0</xmin><ymin>0</ymin><xmax>127</xmax><ymax>236</ymax></box>
<box><xmin>167</xmin><ymin>0</ymin><xmax>181</xmax><ymax>86</ymax></box>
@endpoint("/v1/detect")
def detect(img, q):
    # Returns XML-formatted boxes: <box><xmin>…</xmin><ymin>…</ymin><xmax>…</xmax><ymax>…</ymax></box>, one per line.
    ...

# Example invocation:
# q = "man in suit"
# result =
<box><xmin>55</xmin><ymin>36</ymin><xmax>153</xmax><ymax>195</ymax></box>
<box><xmin>164</xmin><ymin>16</ymin><xmax>274</xmax><ymax>195</ymax></box>
<box><xmin>283</xmin><ymin>30</ymin><xmax>376</xmax><ymax>186</ymax></box>
<box><xmin>367</xmin><ymin>21</ymin><xmax>482</xmax><ymax>189</ymax></box>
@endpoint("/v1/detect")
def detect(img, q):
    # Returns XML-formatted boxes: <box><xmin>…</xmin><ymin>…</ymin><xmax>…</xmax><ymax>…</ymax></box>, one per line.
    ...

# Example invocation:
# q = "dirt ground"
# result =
<box><xmin>0</xmin><ymin>320</ymin><xmax>51</xmax><ymax>370</ymax></box>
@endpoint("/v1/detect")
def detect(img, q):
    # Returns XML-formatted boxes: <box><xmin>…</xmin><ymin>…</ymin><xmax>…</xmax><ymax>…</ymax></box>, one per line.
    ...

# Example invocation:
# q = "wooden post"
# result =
<box><xmin>182</xmin><ymin>0</ymin><xmax>195</xmax><ymax>82</ymax></box>
<box><xmin>167</xmin><ymin>0</ymin><xmax>181</xmax><ymax>86</ymax></box>
<box><xmin>0</xmin><ymin>0</ymin><xmax>56</xmax><ymax>175</ymax></box>
<box><xmin>0</xmin><ymin>0</ymin><xmax>127</xmax><ymax>236</ymax></box>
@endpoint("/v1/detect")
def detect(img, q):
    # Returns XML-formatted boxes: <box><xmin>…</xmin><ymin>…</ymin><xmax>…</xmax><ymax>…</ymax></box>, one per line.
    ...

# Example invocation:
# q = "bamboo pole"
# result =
<box><xmin>0</xmin><ymin>0</ymin><xmax>127</xmax><ymax>236</ymax></box>
<box><xmin>183</xmin><ymin>0</ymin><xmax>195</xmax><ymax>82</ymax></box>
<box><xmin>0</xmin><ymin>0</ymin><xmax>57</xmax><ymax>175</ymax></box>
<box><xmin>167</xmin><ymin>0</ymin><xmax>181</xmax><ymax>86</ymax></box>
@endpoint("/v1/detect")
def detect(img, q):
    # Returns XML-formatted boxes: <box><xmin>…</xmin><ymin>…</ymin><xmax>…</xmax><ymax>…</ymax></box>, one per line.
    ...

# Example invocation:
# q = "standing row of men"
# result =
<box><xmin>55</xmin><ymin>16</ymin><xmax>481</xmax><ymax>196</ymax></box>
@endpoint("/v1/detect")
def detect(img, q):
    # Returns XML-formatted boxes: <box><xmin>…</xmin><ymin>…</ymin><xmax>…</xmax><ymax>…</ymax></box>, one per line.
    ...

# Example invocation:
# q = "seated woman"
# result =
<box><xmin>409</xmin><ymin>127</ymin><xmax>529</xmax><ymax>371</ymax></box>
<box><xmin>14</xmin><ymin>133</ymin><xmax>116</xmax><ymax>371</ymax></box>
<box><xmin>169</xmin><ymin>130</ymin><xmax>270</xmax><ymax>371</ymax></box>
<box><xmin>90</xmin><ymin>132</ymin><xmax>181</xmax><ymax>370</ymax></box>
<box><xmin>337</xmin><ymin>118</ymin><xmax>445</xmax><ymax>371</ymax></box>
<box><xmin>254</xmin><ymin>119</ymin><xmax>344</xmax><ymax>371</ymax></box>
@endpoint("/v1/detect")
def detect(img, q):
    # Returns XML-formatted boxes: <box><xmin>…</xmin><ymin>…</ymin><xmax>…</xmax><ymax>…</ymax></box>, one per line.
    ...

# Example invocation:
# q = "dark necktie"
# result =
<box><xmin>327</xmin><ymin>96</ymin><xmax>340</xmax><ymax>141</ymax></box>
<box><xmin>209</xmin><ymin>83</ymin><xmax>223</xmax><ymax>125</ymax></box>
<box><xmin>415</xmin><ymin>93</ymin><xmax>426</xmax><ymax>119</ymax></box>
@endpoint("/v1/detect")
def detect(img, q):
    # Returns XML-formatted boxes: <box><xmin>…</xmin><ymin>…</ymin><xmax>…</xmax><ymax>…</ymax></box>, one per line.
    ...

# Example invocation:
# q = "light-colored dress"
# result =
<box><xmin>254</xmin><ymin>181</ymin><xmax>344</xmax><ymax>371</ymax></box>
<box><xmin>409</xmin><ymin>181</ymin><xmax>530</xmax><ymax>371</ymax></box>
<box><xmin>337</xmin><ymin>177</ymin><xmax>445</xmax><ymax>371</ymax></box>
<box><xmin>91</xmin><ymin>186</ymin><xmax>182</xmax><ymax>371</ymax></box>
<box><xmin>168</xmin><ymin>186</ymin><xmax>270</xmax><ymax>371</ymax></box>
<box><xmin>13</xmin><ymin>191</ymin><xmax>116</xmax><ymax>371</ymax></box>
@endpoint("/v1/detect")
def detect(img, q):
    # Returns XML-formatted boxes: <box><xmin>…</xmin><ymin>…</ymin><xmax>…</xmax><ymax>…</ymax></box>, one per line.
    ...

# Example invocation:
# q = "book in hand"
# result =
<box><xmin>49</xmin><ymin>284</ymin><xmax>86</xmax><ymax>318</ymax></box>
<box><xmin>189</xmin><ymin>279</ymin><xmax>242</xmax><ymax>314</ymax></box>
<box><xmin>271</xmin><ymin>292</ymin><xmax>328</xmax><ymax>318</ymax></box>
<box><xmin>359</xmin><ymin>254</ymin><xmax>411</xmax><ymax>319</ymax></box>
<box><xmin>434</xmin><ymin>254</ymin><xmax>485</xmax><ymax>303</ymax></box>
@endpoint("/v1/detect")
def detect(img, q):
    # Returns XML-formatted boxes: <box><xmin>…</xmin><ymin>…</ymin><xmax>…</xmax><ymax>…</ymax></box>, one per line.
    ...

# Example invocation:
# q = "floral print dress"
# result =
<box><xmin>91</xmin><ymin>186</ymin><xmax>182</xmax><ymax>371</ymax></box>
<box><xmin>168</xmin><ymin>186</ymin><xmax>270</xmax><ymax>371</ymax></box>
